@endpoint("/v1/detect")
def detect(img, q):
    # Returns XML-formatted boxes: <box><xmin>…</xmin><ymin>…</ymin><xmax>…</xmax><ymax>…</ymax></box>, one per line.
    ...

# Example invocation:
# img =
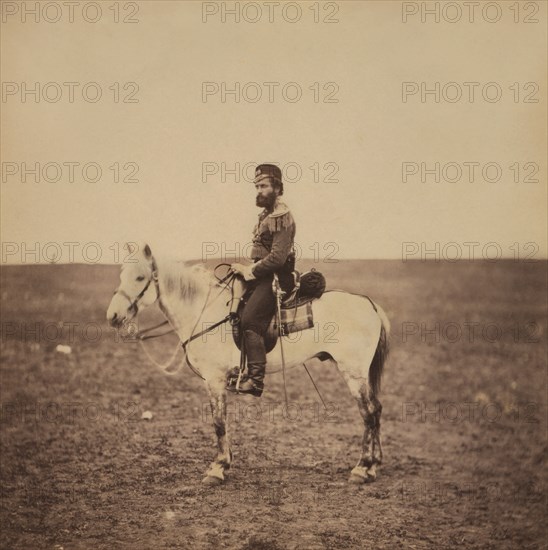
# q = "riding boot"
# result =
<box><xmin>236</xmin><ymin>329</ymin><xmax>266</xmax><ymax>397</ymax></box>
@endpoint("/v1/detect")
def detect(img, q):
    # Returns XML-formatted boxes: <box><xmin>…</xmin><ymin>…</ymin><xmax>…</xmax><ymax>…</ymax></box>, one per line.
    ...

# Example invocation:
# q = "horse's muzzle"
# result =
<box><xmin>108</xmin><ymin>312</ymin><xmax>125</xmax><ymax>328</ymax></box>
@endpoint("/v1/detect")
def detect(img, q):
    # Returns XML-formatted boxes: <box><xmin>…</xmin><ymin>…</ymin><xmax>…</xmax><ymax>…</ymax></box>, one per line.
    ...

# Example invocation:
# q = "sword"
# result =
<box><xmin>274</xmin><ymin>274</ymin><xmax>289</xmax><ymax>410</ymax></box>
<box><xmin>235</xmin><ymin>336</ymin><xmax>246</xmax><ymax>392</ymax></box>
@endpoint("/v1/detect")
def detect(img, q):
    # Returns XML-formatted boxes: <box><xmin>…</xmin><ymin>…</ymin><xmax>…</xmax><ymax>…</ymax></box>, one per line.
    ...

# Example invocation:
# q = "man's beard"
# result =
<box><xmin>256</xmin><ymin>192</ymin><xmax>276</xmax><ymax>210</ymax></box>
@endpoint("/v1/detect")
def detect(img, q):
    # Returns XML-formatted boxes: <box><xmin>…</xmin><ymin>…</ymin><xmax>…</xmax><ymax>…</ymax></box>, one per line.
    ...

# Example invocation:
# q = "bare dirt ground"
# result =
<box><xmin>1</xmin><ymin>260</ymin><xmax>546</xmax><ymax>549</ymax></box>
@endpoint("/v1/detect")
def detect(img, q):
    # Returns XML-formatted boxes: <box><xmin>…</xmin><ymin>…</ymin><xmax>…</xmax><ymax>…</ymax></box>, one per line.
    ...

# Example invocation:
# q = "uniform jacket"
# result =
<box><xmin>250</xmin><ymin>199</ymin><xmax>296</xmax><ymax>279</ymax></box>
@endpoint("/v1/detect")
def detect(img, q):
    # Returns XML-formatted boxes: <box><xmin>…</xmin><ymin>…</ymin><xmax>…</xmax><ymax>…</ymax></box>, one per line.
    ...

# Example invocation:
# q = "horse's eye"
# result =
<box><xmin>136</xmin><ymin>275</ymin><xmax>145</xmax><ymax>282</ymax></box>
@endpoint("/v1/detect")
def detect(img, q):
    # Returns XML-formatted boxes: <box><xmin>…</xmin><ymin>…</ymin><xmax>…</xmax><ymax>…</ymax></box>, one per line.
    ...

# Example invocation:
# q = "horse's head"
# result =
<box><xmin>107</xmin><ymin>243</ymin><xmax>159</xmax><ymax>328</ymax></box>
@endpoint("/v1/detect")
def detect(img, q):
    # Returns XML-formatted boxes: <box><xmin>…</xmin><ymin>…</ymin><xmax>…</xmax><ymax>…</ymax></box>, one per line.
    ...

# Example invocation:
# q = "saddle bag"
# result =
<box><xmin>298</xmin><ymin>269</ymin><xmax>326</xmax><ymax>299</ymax></box>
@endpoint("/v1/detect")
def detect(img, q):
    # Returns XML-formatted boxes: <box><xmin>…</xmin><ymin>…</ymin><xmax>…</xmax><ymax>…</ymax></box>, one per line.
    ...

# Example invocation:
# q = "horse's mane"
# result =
<box><xmin>160</xmin><ymin>261</ymin><xmax>212</xmax><ymax>301</ymax></box>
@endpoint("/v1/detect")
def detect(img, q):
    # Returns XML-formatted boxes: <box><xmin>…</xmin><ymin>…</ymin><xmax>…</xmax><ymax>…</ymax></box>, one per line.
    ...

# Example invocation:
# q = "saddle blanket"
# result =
<box><xmin>232</xmin><ymin>298</ymin><xmax>315</xmax><ymax>353</ymax></box>
<box><xmin>276</xmin><ymin>300</ymin><xmax>313</xmax><ymax>335</ymax></box>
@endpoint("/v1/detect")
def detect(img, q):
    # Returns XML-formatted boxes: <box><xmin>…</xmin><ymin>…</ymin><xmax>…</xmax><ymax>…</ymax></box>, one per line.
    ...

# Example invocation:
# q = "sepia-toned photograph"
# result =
<box><xmin>1</xmin><ymin>1</ymin><xmax>547</xmax><ymax>548</ymax></box>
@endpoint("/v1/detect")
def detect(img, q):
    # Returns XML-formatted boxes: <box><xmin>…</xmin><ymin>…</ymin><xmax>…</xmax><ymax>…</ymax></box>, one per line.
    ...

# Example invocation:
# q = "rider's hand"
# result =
<box><xmin>231</xmin><ymin>263</ymin><xmax>256</xmax><ymax>281</ymax></box>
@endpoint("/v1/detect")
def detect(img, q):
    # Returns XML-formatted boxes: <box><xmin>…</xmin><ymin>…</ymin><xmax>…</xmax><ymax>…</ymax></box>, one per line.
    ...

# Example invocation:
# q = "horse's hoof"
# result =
<box><xmin>365</xmin><ymin>470</ymin><xmax>377</xmax><ymax>482</ymax></box>
<box><xmin>202</xmin><ymin>475</ymin><xmax>223</xmax><ymax>486</ymax></box>
<box><xmin>348</xmin><ymin>473</ymin><xmax>367</xmax><ymax>484</ymax></box>
<box><xmin>202</xmin><ymin>462</ymin><xmax>225</xmax><ymax>485</ymax></box>
<box><xmin>349</xmin><ymin>465</ymin><xmax>377</xmax><ymax>484</ymax></box>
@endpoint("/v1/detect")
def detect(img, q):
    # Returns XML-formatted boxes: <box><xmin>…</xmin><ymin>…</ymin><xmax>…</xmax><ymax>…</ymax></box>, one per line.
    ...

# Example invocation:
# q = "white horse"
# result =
<box><xmin>106</xmin><ymin>243</ymin><xmax>390</xmax><ymax>485</ymax></box>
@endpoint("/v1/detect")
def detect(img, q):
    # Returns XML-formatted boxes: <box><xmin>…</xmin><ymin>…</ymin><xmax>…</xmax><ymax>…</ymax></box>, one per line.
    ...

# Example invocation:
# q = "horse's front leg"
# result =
<box><xmin>202</xmin><ymin>380</ymin><xmax>232</xmax><ymax>485</ymax></box>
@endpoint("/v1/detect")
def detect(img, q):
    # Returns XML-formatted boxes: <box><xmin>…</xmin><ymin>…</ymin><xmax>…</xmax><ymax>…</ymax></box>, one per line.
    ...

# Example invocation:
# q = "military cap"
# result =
<box><xmin>254</xmin><ymin>164</ymin><xmax>283</xmax><ymax>194</ymax></box>
<box><xmin>254</xmin><ymin>164</ymin><xmax>282</xmax><ymax>183</ymax></box>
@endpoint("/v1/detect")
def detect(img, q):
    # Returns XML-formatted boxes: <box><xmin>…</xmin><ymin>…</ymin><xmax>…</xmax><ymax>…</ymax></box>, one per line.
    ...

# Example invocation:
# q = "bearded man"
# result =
<box><xmin>228</xmin><ymin>164</ymin><xmax>296</xmax><ymax>397</ymax></box>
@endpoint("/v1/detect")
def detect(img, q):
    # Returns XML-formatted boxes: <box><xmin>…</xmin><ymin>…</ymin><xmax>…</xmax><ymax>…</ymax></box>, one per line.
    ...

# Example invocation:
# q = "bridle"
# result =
<box><xmin>114</xmin><ymin>256</ymin><xmax>160</xmax><ymax>316</ymax></box>
<box><xmin>111</xmin><ymin>259</ymin><xmax>238</xmax><ymax>378</ymax></box>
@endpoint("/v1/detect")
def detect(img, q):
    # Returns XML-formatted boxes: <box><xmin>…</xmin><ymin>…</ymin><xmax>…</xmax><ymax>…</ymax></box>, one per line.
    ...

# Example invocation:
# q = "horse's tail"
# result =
<box><xmin>369</xmin><ymin>304</ymin><xmax>390</xmax><ymax>397</ymax></box>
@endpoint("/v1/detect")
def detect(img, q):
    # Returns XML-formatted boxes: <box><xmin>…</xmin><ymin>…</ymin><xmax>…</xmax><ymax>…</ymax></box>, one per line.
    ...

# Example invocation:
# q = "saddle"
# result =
<box><xmin>232</xmin><ymin>269</ymin><xmax>327</xmax><ymax>353</ymax></box>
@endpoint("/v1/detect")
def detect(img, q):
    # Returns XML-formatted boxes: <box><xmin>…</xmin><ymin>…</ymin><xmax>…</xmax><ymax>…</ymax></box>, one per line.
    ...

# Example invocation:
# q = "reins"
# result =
<box><xmin>116</xmin><ymin>260</ymin><xmax>333</xmax><ymax>408</ymax></box>
<box><xmin>133</xmin><ymin>265</ymin><xmax>237</xmax><ymax>342</ymax></box>
<box><xmin>131</xmin><ymin>263</ymin><xmax>237</xmax><ymax>378</ymax></box>
<box><xmin>136</xmin><ymin>320</ymin><xmax>171</xmax><ymax>341</ymax></box>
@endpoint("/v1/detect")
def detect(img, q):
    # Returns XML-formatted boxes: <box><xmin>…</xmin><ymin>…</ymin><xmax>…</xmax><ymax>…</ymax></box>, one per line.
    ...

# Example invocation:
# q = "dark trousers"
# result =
<box><xmin>241</xmin><ymin>276</ymin><xmax>276</xmax><ymax>337</ymax></box>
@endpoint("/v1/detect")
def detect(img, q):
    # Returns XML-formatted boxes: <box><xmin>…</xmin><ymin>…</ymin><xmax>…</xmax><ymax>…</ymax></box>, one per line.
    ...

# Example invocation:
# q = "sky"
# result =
<box><xmin>1</xmin><ymin>1</ymin><xmax>547</xmax><ymax>264</ymax></box>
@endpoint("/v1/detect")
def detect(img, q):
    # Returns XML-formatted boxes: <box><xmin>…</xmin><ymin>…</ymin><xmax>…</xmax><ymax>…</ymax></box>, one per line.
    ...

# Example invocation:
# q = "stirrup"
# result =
<box><xmin>226</xmin><ymin>366</ymin><xmax>241</xmax><ymax>384</ymax></box>
<box><xmin>236</xmin><ymin>385</ymin><xmax>263</xmax><ymax>397</ymax></box>
<box><xmin>226</xmin><ymin>366</ymin><xmax>244</xmax><ymax>392</ymax></box>
<box><xmin>226</xmin><ymin>369</ymin><xmax>263</xmax><ymax>397</ymax></box>
<box><xmin>227</xmin><ymin>380</ymin><xmax>263</xmax><ymax>397</ymax></box>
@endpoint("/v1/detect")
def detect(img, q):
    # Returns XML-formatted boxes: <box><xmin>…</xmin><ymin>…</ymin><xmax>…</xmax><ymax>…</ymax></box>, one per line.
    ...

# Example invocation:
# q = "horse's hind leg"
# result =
<box><xmin>371</xmin><ymin>394</ymin><xmax>383</xmax><ymax>467</ymax></box>
<box><xmin>347</xmin><ymin>379</ymin><xmax>382</xmax><ymax>484</ymax></box>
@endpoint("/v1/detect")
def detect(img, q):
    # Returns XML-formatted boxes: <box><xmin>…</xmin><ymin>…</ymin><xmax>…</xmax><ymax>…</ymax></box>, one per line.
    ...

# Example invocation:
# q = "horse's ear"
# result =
<box><xmin>126</xmin><ymin>242</ymin><xmax>137</xmax><ymax>255</ymax></box>
<box><xmin>143</xmin><ymin>243</ymin><xmax>152</xmax><ymax>259</ymax></box>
